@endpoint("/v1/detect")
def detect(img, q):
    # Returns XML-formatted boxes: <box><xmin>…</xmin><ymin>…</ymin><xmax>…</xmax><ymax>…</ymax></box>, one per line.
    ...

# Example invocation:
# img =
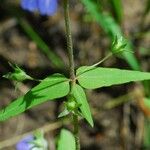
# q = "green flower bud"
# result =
<box><xmin>66</xmin><ymin>100</ymin><xmax>77</xmax><ymax>111</ymax></box>
<box><xmin>58</xmin><ymin>95</ymin><xmax>82</xmax><ymax>118</ymax></box>
<box><xmin>3</xmin><ymin>63</ymin><xmax>33</xmax><ymax>82</ymax></box>
<box><xmin>111</xmin><ymin>36</ymin><xmax>127</xmax><ymax>55</ymax></box>
<box><xmin>66</xmin><ymin>95</ymin><xmax>80</xmax><ymax>111</ymax></box>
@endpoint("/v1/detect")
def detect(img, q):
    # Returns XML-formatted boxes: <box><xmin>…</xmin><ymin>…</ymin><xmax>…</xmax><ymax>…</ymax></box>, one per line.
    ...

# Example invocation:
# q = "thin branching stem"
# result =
<box><xmin>64</xmin><ymin>0</ymin><xmax>80</xmax><ymax>149</ymax></box>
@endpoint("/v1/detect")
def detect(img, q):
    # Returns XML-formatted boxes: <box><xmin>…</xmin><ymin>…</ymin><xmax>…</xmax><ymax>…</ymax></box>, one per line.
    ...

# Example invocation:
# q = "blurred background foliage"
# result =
<box><xmin>0</xmin><ymin>0</ymin><xmax>150</xmax><ymax>149</ymax></box>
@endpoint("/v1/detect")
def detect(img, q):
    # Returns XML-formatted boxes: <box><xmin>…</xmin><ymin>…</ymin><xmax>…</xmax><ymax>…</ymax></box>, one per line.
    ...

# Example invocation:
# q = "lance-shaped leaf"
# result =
<box><xmin>57</xmin><ymin>129</ymin><xmax>75</xmax><ymax>150</ymax></box>
<box><xmin>72</xmin><ymin>83</ymin><xmax>93</xmax><ymax>127</ymax></box>
<box><xmin>0</xmin><ymin>74</ymin><xmax>70</xmax><ymax>121</ymax></box>
<box><xmin>77</xmin><ymin>66</ymin><xmax>150</xmax><ymax>89</ymax></box>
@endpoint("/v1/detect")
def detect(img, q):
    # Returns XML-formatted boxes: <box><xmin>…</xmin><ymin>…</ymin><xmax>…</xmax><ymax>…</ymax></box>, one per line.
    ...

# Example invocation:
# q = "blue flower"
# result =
<box><xmin>21</xmin><ymin>0</ymin><xmax>58</xmax><ymax>16</ymax></box>
<box><xmin>16</xmin><ymin>133</ymin><xmax>48</xmax><ymax>150</ymax></box>
<box><xmin>16</xmin><ymin>135</ymin><xmax>34</xmax><ymax>150</ymax></box>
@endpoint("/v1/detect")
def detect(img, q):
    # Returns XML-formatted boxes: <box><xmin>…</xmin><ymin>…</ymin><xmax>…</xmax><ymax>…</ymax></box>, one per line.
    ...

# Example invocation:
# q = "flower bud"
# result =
<box><xmin>66</xmin><ymin>95</ymin><xmax>80</xmax><ymax>112</ymax></box>
<box><xmin>111</xmin><ymin>36</ymin><xmax>128</xmax><ymax>55</ymax></box>
<box><xmin>66</xmin><ymin>100</ymin><xmax>77</xmax><ymax>111</ymax></box>
<box><xmin>3</xmin><ymin>63</ymin><xmax>33</xmax><ymax>82</ymax></box>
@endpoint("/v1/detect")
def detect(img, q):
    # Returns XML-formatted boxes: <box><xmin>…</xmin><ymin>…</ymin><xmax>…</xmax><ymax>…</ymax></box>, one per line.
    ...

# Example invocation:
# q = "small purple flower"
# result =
<box><xmin>16</xmin><ymin>135</ymin><xmax>34</xmax><ymax>150</ymax></box>
<box><xmin>21</xmin><ymin>0</ymin><xmax>58</xmax><ymax>16</ymax></box>
<box><xmin>16</xmin><ymin>133</ymin><xmax>48</xmax><ymax>150</ymax></box>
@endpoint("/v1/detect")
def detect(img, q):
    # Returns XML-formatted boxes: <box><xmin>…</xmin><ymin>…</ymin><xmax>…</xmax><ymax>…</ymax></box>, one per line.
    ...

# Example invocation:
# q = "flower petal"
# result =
<box><xmin>16</xmin><ymin>135</ymin><xmax>34</xmax><ymax>150</ymax></box>
<box><xmin>21</xmin><ymin>0</ymin><xmax>38</xmax><ymax>11</ymax></box>
<box><xmin>38</xmin><ymin>0</ymin><xmax>58</xmax><ymax>15</ymax></box>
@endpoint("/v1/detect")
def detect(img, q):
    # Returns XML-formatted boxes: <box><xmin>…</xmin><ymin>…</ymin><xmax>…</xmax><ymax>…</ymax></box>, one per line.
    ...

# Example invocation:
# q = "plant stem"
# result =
<box><xmin>73</xmin><ymin>114</ymin><xmax>80</xmax><ymax>150</ymax></box>
<box><xmin>64</xmin><ymin>0</ymin><xmax>80</xmax><ymax>149</ymax></box>
<box><xmin>91</xmin><ymin>53</ymin><xmax>112</xmax><ymax>67</ymax></box>
<box><xmin>64</xmin><ymin>0</ymin><xmax>75</xmax><ymax>80</ymax></box>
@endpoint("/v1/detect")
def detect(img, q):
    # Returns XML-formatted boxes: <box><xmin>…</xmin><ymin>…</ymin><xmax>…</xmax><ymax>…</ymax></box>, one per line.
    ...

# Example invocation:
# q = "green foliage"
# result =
<box><xmin>57</xmin><ymin>129</ymin><xmax>75</xmax><ymax>150</ymax></box>
<box><xmin>1</xmin><ymin>1</ymin><xmax>149</xmax><ymax>149</ymax></box>
<box><xmin>82</xmin><ymin>0</ymin><xmax>121</xmax><ymax>37</ymax></box>
<box><xmin>0</xmin><ymin>74</ymin><xmax>70</xmax><ymax>121</ymax></box>
<box><xmin>81</xmin><ymin>0</ymin><xmax>140</xmax><ymax>70</ymax></box>
<box><xmin>72</xmin><ymin>83</ymin><xmax>93</xmax><ymax>127</ymax></box>
<box><xmin>58</xmin><ymin>108</ymin><xmax>70</xmax><ymax>118</ymax></box>
<box><xmin>110</xmin><ymin>0</ymin><xmax>123</xmax><ymax>23</ymax></box>
<box><xmin>77</xmin><ymin>66</ymin><xmax>150</xmax><ymax>89</ymax></box>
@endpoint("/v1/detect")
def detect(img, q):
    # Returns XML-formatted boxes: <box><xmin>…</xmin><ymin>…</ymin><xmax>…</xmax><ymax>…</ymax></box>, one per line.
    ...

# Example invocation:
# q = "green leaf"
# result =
<box><xmin>110</xmin><ymin>0</ymin><xmax>123</xmax><ymax>23</ymax></box>
<box><xmin>58</xmin><ymin>108</ymin><xmax>70</xmax><ymax>118</ymax></box>
<box><xmin>0</xmin><ymin>74</ymin><xmax>70</xmax><ymax>121</ymax></box>
<box><xmin>57</xmin><ymin>129</ymin><xmax>75</xmax><ymax>150</ymax></box>
<box><xmin>77</xmin><ymin>66</ymin><xmax>150</xmax><ymax>89</ymax></box>
<box><xmin>72</xmin><ymin>83</ymin><xmax>93</xmax><ymax>127</ymax></box>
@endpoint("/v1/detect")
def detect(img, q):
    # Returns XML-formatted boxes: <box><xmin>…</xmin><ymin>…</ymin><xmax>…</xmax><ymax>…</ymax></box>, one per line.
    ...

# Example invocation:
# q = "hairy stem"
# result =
<box><xmin>64</xmin><ymin>0</ymin><xmax>80</xmax><ymax>149</ymax></box>
<box><xmin>64</xmin><ymin>0</ymin><xmax>75</xmax><ymax>80</ymax></box>
<box><xmin>73</xmin><ymin>114</ymin><xmax>80</xmax><ymax>150</ymax></box>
